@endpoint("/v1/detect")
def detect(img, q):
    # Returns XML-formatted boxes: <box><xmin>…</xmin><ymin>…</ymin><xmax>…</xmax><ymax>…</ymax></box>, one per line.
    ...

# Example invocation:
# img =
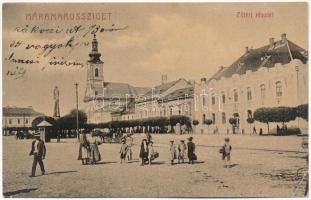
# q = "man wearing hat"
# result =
<box><xmin>187</xmin><ymin>137</ymin><xmax>196</xmax><ymax>164</ymax></box>
<box><xmin>29</xmin><ymin>132</ymin><xmax>46</xmax><ymax>177</ymax></box>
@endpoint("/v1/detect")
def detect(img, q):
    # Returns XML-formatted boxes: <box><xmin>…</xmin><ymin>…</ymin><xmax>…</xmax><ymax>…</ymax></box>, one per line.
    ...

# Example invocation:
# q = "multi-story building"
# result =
<box><xmin>194</xmin><ymin>33</ymin><xmax>308</xmax><ymax>134</ymax></box>
<box><xmin>3</xmin><ymin>106</ymin><xmax>44</xmax><ymax>134</ymax></box>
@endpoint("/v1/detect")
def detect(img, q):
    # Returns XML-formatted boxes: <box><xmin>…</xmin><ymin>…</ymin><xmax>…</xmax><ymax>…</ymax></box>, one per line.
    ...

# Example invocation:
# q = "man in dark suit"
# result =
<box><xmin>29</xmin><ymin>133</ymin><xmax>46</xmax><ymax>177</ymax></box>
<box><xmin>187</xmin><ymin>137</ymin><xmax>196</xmax><ymax>164</ymax></box>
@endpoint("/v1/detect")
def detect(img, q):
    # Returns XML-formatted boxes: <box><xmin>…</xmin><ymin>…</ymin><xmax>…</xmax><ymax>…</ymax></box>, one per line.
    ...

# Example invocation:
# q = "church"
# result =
<box><xmin>83</xmin><ymin>35</ymin><xmax>195</xmax><ymax>124</ymax></box>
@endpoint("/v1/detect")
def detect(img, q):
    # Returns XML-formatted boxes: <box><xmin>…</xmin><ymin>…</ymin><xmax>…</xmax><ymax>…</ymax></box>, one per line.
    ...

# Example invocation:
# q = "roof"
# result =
<box><xmin>103</xmin><ymin>82</ymin><xmax>150</xmax><ymax>99</ymax></box>
<box><xmin>209</xmin><ymin>38</ymin><xmax>308</xmax><ymax>81</ymax></box>
<box><xmin>142</xmin><ymin>79</ymin><xmax>180</xmax><ymax>97</ymax></box>
<box><xmin>161</xmin><ymin>87</ymin><xmax>194</xmax><ymax>102</ymax></box>
<box><xmin>37</xmin><ymin>120</ymin><xmax>53</xmax><ymax>127</ymax></box>
<box><xmin>3</xmin><ymin>106</ymin><xmax>44</xmax><ymax>117</ymax></box>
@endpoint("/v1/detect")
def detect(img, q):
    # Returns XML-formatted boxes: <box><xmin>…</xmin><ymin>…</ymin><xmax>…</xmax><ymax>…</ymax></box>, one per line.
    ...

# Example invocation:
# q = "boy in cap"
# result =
<box><xmin>29</xmin><ymin>132</ymin><xmax>46</xmax><ymax>177</ymax></box>
<box><xmin>221</xmin><ymin>137</ymin><xmax>232</xmax><ymax>168</ymax></box>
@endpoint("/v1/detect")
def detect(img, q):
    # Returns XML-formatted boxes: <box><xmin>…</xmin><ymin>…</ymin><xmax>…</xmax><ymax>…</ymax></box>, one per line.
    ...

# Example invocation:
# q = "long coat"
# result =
<box><xmin>187</xmin><ymin>141</ymin><xmax>196</xmax><ymax>161</ymax></box>
<box><xmin>139</xmin><ymin>141</ymin><xmax>148</xmax><ymax>160</ymax></box>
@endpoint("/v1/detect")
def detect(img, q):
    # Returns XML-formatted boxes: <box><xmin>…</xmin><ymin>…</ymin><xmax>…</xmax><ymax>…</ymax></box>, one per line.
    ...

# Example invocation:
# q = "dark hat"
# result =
<box><xmin>180</xmin><ymin>140</ymin><xmax>185</xmax><ymax>142</ymax></box>
<box><xmin>225</xmin><ymin>137</ymin><xmax>230</xmax><ymax>142</ymax></box>
<box><xmin>170</xmin><ymin>140</ymin><xmax>174</xmax><ymax>143</ymax></box>
<box><xmin>188</xmin><ymin>137</ymin><xmax>193</xmax><ymax>141</ymax></box>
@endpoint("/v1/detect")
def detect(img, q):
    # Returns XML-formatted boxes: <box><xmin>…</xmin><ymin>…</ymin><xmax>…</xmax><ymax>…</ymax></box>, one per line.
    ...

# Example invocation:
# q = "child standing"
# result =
<box><xmin>148</xmin><ymin>141</ymin><xmax>154</xmax><ymax>166</ymax></box>
<box><xmin>169</xmin><ymin>141</ymin><xmax>177</xmax><ymax>165</ymax></box>
<box><xmin>119</xmin><ymin>140</ymin><xmax>128</xmax><ymax>164</ymax></box>
<box><xmin>222</xmin><ymin>137</ymin><xmax>232</xmax><ymax>168</ymax></box>
<box><xmin>178</xmin><ymin>140</ymin><xmax>187</xmax><ymax>163</ymax></box>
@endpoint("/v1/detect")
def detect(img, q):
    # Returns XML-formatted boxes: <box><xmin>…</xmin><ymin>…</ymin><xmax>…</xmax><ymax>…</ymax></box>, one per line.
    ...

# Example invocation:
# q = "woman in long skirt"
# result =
<box><xmin>88</xmin><ymin>132</ymin><xmax>102</xmax><ymax>164</ymax></box>
<box><xmin>139</xmin><ymin>139</ymin><xmax>148</xmax><ymax>166</ymax></box>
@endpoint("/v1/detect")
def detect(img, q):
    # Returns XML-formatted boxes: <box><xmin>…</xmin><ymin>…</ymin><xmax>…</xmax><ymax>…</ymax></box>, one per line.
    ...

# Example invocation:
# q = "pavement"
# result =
<box><xmin>2</xmin><ymin>134</ymin><xmax>308</xmax><ymax>197</ymax></box>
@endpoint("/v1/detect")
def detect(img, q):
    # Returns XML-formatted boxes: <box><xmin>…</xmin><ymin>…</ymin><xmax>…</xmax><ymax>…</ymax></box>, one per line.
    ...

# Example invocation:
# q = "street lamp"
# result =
<box><xmin>75</xmin><ymin>83</ymin><xmax>79</xmax><ymax>142</ymax></box>
<box><xmin>295</xmin><ymin>66</ymin><xmax>300</xmax><ymax>129</ymax></box>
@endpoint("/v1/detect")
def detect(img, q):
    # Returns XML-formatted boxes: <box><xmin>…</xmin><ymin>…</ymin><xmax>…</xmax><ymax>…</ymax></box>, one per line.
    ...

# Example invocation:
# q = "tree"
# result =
<box><xmin>204</xmin><ymin>119</ymin><xmax>213</xmax><ymax>134</ymax></box>
<box><xmin>228</xmin><ymin>117</ymin><xmax>237</xmax><ymax>134</ymax></box>
<box><xmin>297</xmin><ymin>104</ymin><xmax>308</xmax><ymax>121</ymax></box>
<box><xmin>254</xmin><ymin>107</ymin><xmax>273</xmax><ymax>134</ymax></box>
<box><xmin>246</xmin><ymin>117</ymin><xmax>255</xmax><ymax>134</ymax></box>
<box><xmin>270</xmin><ymin>106</ymin><xmax>296</xmax><ymax>125</ymax></box>
<box><xmin>57</xmin><ymin>109</ymin><xmax>87</xmax><ymax>130</ymax></box>
<box><xmin>192</xmin><ymin>120</ymin><xmax>199</xmax><ymax>126</ymax></box>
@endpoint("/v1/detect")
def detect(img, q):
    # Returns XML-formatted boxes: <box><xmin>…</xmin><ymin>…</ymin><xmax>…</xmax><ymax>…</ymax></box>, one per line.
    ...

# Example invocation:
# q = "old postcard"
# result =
<box><xmin>2</xmin><ymin>2</ymin><xmax>309</xmax><ymax>198</ymax></box>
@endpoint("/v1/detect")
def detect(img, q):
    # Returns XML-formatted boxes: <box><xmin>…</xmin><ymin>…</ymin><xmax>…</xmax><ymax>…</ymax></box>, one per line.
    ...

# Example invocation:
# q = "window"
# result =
<box><xmin>95</xmin><ymin>68</ymin><xmax>99</xmax><ymax>77</ymax></box>
<box><xmin>25</xmin><ymin>119</ymin><xmax>28</xmax><ymax>124</ymax></box>
<box><xmin>222</xmin><ymin>112</ymin><xmax>226</xmax><ymax>124</ymax></box>
<box><xmin>202</xmin><ymin>114</ymin><xmax>206</xmax><ymax>124</ymax></box>
<box><xmin>260</xmin><ymin>84</ymin><xmax>265</xmax><ymax>99</ymax></box>
<box><xmin>212</xmin><ymin>95</ymin><xmax>216</xmax><ymax>105</ymax></box>
<box><xmin>234</xmin><ymin>89</ymin><xmax>238</xmax><ymax>102</ymax></box>
<box><xmin>17</xmin><ymin>119</ymin><xmax>20</xmax><ymax>124</ymax></box>
<box><xmin>95</xmin><ymin>91</ymin><xmax>98</xmax><ymax>96</ymax></box>
<box><xmin>170</xmin><ymin>108</ymin><xmax>173</xmax><ymax>116</ymax></box>
<box><xmin>202</xmin><ymin>96</ymin><xmax>206</xmax><ymax>106</ymax></box>
<box><xmin>9</xmin><ymin>119</ymin><xmax>12</xmax><ymax>124</ymax></box>
<box><xmin>212</xmin><ymin>113</ymin><xmax>216</xmax><ymax>124</ymax></box>
<box><xmin>222</xmin><ymin>92</ymin><xmax>226</xmax><ymax>104</ymax></box>
<box><xmin>247</xmin><ymin>87</ymin><xmax>252</xmax><ymax>101</ymax></box>
<box><xmin>276</xmin><ymin>81</ymin><xmax>282</xmax><ymax>97</ymax></box>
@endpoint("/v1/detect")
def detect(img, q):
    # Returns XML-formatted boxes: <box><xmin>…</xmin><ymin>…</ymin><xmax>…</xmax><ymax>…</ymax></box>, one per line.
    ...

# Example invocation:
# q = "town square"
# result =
<box><xmin>2</xmin><ymin>3</ymin><xmax>309</xmax><ymax>198</ymax></box>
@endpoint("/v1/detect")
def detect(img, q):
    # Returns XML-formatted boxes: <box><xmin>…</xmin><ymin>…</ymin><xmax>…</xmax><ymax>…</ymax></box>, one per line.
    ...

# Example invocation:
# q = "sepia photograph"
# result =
<box><xmin>2</xmin><ymin>2</ymin><xmax>309</xmax><ymax>198</ymax></box>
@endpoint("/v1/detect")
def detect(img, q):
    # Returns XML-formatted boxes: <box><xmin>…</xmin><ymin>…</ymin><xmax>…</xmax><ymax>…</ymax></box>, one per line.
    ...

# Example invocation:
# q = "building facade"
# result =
<box><xmin>3</xmin><ymin>106</ymin><xmax>44</xmax><ymax>134</ymax></box>
<box><xmin>194</xmin><ymin>33</ymin><xmax>308</xmax><ymax>134</ymax></box>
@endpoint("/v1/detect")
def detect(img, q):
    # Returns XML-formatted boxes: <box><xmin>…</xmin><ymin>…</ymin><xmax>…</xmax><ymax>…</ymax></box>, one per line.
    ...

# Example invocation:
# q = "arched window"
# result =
<box><xmin>202</xmin><ymin>114</ymin><xmax>206</xmax><ymax>124</ymax></box>
<box><xmin>276</xmin><ymin>81</ymin><xmax>282</xmax><ymax>97</ymax></box>
<box><xmin>260</xmin><ymin>84</ymin><xmax>265</xmax><ymax>98</ymax></box>
<box><xmin>247</xmin><ymin>87</ymin><xmax>252</xmax><ymax>101</ymax></box>
<box><xmin>95</xmin><ymin>68</ymin><xmax>99</xmax><ymax>77</ymax></box>
<box><xmin>234</xmin><ymin>89</ymin><xmax>238</xmax><ymax>102</ymax></box>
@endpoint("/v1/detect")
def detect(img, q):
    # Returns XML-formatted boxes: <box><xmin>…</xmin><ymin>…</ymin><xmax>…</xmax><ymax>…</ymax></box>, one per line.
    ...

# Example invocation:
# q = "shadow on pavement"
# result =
<box><xmin>3</xmin><ymin>188</ymin><xmax>37</xmax><ymax>197</ymax></box>
<box><xmin>42</xmin><ymin>170</ymin><xmax>77</xmax><ymax>176</ymax></box>
<box><xmin>150</xmin><ymin>161</ymin><xmax>166</xmax><ymax>165</ymax></box>
<box><xmin>229</xmin><ymin>164</ymin><xmax>239</xmax><ymax>168</ymax></box>
<box><xmin>93</xmin><ymin>161</ymin><xmax>118</xmax><ymax>165</ymax></box>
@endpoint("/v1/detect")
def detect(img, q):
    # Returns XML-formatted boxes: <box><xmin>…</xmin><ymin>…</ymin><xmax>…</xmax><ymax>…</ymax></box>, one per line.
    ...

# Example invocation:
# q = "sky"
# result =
<box><xmin>2</xmin><ymin>3</ymin><xmax>308</xmax><ymax>116</ymax></box>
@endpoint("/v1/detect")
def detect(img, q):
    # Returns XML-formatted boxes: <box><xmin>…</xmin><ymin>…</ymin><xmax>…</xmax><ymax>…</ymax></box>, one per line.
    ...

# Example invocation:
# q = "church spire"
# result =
<box><xmin>88</xmin><ymin>34</ymin><xmax>103</xmax><ymax>63</ymax></box>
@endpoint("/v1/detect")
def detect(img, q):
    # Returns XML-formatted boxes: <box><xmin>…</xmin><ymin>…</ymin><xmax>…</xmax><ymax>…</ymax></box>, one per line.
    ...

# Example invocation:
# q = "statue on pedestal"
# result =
<box><xmin>53</xmin><ymin>86</ymin><xmax>60</xmax><ymax>118</ymax></box>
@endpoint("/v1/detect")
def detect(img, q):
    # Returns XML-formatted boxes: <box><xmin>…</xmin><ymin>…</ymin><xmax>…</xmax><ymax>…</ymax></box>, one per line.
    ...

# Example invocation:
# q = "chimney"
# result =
<box><xmin>200</xmin><ymin>77</ymin><xmax>207</xmax><ymax>83</ymax></box>
<box><xmin>269</xmin><ymin>37</ymin><xmax>274</xmax><ymax>48</ymax></box>
<box><xmin>245</xmin><ymin>46</ymin><xmax>249</xmax><ymax>53</ymax></box>
<box><xmin>281</xmin><ymin>33</ymin><xmax>287</xmax><ymax>43</ymax></box>
<box><xmin>161</xmin><ymin>74</ymin><xmax>167</xmax><ymax>85</ymax></box>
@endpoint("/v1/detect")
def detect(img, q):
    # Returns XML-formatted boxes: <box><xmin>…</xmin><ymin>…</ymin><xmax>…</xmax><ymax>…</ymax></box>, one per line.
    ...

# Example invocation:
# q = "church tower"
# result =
<box><xmin>84</xmin><ymin>34</ymin><xmax>104</xmax><ymax>101</ymax></box>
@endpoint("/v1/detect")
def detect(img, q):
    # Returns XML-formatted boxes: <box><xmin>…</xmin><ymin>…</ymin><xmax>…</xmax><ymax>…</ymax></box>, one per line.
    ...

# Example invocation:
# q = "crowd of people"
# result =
<box><xmin>28</xmin><ymin>130</ymin><xmax>233</xmax><ymax>177</ymax></box>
